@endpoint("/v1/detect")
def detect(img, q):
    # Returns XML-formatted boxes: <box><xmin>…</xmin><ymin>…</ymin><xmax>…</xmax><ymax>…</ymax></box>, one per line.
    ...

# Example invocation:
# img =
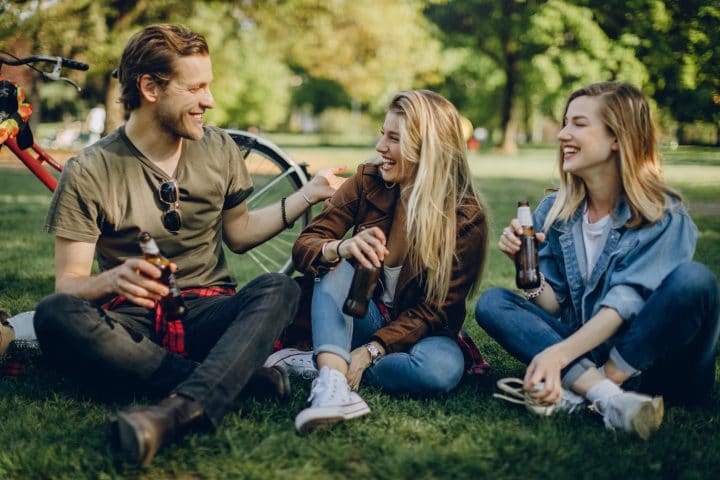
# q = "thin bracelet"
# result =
<box><xmin>321</xmin><ymin>241</ymin><xmax>330</xmax><ymax>259</ymax></box>
<box><xmin>300</xmin><ymin>192</ymin><xmax>313</xmax><ymax>207</ymax></box>
<box><xmin>321</xmin><ymin>240</ymin><xmax>341</xmax><ymax>263</ymax></box>
<box><xmin>523</xmin><ymin>273</ymin><xmax>545</xmax><ymax>300</ymax></box>
<box><xmin>280</xmin><ymin>197</ymin><xmax>294</xmax><ymax>229</ymax></box>
<box><xmin>335</xmin><ymin>239</ymin><xmax>347</xmax><ymax>260</ymax></box>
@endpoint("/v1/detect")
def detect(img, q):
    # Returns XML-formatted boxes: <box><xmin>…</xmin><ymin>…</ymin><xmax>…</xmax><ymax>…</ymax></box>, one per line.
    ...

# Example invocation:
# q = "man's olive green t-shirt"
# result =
<box><xmin>44</xmin><ymin>126</ymin><xmax>253</xmax><ymax>289</ymax></box>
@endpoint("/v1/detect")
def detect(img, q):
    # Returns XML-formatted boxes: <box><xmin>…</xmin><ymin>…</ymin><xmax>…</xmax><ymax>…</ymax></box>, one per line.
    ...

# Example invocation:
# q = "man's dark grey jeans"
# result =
<box><xmin>34</xmin><ymin>272</ymin><xmax>299</xmax><ymax>426</ymax></box>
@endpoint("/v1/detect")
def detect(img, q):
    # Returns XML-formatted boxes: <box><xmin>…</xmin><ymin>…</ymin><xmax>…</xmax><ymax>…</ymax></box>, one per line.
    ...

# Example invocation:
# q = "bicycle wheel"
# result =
<box><xmin>225</xmin><ymin>130</ymin><xmax>310</xmax><ymax>285</ymax></box>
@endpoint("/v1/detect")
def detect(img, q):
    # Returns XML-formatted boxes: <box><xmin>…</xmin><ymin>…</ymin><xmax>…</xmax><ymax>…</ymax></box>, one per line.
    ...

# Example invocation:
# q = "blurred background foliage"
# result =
<box><xmin>1</xmin><ymin>0</ymin><xmax>718</xmax><ymax>150</ymax></box>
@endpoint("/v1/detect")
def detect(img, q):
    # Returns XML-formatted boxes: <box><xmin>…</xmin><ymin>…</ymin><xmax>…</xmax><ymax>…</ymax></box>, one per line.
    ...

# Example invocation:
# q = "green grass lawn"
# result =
<box><xmin>1</xmin><ymin>145</ymin><xmax>719</xmax><ymax>479</ymax></box>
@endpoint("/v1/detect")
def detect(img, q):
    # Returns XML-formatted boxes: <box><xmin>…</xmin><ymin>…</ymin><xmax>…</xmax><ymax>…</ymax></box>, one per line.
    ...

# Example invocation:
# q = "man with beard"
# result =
<box><xmin>33</xmin><ymin>24</ymin><xmax>344</xmax><ymax>467</ymax></box>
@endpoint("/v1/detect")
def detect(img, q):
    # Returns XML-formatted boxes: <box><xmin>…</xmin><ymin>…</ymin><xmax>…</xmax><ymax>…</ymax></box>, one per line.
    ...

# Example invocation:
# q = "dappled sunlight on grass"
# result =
<box><xmin>0</xmin><ymin>144</ymin><xmax>718</xmax><ymax>479</ymax></box>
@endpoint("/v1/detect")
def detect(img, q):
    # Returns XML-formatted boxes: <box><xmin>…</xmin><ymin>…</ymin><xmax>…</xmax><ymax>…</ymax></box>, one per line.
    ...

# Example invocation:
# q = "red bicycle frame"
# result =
<box><xmin>1</xmin><ymin>53</ymin><xmax>88</xmax><ymax>192</ymax></box>
<box><xmin>4</xmin><ymin>137</ymin><xmax>63</xmax><ymax>192</ymax></box>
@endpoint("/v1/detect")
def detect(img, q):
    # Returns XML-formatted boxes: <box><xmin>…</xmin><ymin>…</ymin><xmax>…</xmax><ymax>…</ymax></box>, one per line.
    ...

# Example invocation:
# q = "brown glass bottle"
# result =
<box><xmin>515</xmin><ymin>201</ymin><xmax>541</xmax><ymax>289</ymax></box>
<box><xmin>137</xmin><ymin>231</ymin><xmax>186</xmax><ymax>318</ymax></box>
<box><xmin>342</xmin><ymin>264</ymin><xmax>381</xmax><ymax>318</ymax></box>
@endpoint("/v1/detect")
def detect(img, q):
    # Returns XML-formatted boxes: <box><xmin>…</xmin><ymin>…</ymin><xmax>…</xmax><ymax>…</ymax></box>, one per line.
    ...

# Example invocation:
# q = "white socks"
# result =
<box><xmin>586</xmin><ymin>378</ymin><xmax>623</xmax><ymax>411</ymax></box>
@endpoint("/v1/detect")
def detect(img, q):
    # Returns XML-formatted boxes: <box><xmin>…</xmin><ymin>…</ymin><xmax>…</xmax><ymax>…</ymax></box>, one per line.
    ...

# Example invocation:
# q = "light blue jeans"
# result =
<box><xmin>312</xmin><ymin>260</ymin><xmax>464</xmax><ymax>394</ymax></box>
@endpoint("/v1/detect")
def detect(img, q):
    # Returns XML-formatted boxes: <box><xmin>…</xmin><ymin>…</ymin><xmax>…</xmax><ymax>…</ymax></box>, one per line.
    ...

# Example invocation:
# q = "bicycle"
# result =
<box><xmin>0</xmin><ymin>52</ymin><xmax>310</xmax><ymax>282</ymax></box>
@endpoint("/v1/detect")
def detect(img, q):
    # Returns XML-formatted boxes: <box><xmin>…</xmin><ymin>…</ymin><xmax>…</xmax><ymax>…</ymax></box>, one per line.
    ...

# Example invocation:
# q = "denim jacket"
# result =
<box><xmin>534</xmin><ymin>193</ymin><xmax>697</xmax><ymax>330</ymax></box>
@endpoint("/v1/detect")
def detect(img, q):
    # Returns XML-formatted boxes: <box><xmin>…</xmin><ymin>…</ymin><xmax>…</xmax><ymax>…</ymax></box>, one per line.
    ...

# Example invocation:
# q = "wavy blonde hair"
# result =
<box><xmin>389</xmin><ymin>90</ymin><xmax>485</xmax><ymax>305</ymax></box>
<box><xmin>544</xmin><ymin>82</ymin><xmax>682</xmax><ymax>231</ymax></box>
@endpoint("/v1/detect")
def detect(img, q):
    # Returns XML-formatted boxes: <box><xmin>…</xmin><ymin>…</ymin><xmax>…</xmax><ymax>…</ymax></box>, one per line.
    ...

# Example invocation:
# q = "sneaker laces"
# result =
<box><xmin>494</xmin><ymin>377</ymin><xmax>587</xmax><ymax>415</ymax></box>
<box><xmin>494</xmin><ymin>378</ymin><xmax>556</xmax><ymax>416</ymax></box>
<box><xmin>591</xmin><ymin>397</ymin><xmax>618</xmax><ymax>431</ymax></box>
<box><xmin>307</xmin><ymin>367</ymin><xmax>348</xmax><ymax>407</ymax></box>
<box><xmin>558</xmin><ymin>388</ymin><xmax>587</xmax><ymax>413</ymax></box>
<box><xmin>588</xmin><ymin>389</ymin><xmax>664</xmax><ymax>441</ymax></box>
<box><xmin>286</xmin><ymin>353</ymin><xmax>317</xmax><ymax>379</ymax></box>
<box><xmin>590</xmin><ymin>393</ymin><xmax>657</xmax><ymax>433</ymax></box>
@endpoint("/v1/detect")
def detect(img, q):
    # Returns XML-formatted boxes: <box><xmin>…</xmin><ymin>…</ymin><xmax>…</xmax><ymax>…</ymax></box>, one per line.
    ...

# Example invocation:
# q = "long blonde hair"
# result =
<box><xmin>389</xmin><ymin>90</ymin><xmax>485</xmax><ymax>305</ymax></box>
<box><xmin>544</xmin><ymin>82</ymin><xmax>682</xmax><ymax>231</ymax></box>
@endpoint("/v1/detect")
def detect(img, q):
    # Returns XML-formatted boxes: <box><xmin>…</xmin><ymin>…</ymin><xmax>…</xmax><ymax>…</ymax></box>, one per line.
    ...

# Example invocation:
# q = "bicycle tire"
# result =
<box><xmin>225</xmin><ymin>129</ymin><xmax>310</xmax><ymax>285</ymax></box>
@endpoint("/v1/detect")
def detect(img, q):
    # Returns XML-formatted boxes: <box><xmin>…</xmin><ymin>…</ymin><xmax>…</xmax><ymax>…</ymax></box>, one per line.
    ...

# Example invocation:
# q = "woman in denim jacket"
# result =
<box><xmin>475</xmin><ymin>82</ymin><xmax>719</xmax><ymax>440</ymax></box>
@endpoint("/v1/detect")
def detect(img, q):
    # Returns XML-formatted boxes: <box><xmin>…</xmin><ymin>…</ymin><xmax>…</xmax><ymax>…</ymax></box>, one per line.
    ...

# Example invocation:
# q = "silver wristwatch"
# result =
<box><xmin>364</xmin><ymin>342</ymin><xmax>381</xmax><ymax>365</ymax></box>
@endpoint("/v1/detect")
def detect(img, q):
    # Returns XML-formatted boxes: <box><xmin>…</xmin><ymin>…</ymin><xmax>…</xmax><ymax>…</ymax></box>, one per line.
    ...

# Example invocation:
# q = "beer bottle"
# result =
<box><xmin>515</xmin><ymin>201</ymin><xmax>541</xmax><ymax>289</ymax></box>
<box><xmin>137</xmin><ymin>231</ymin><xmax>186</xmax><ymax>318</ymax></box>
<box><xmin>343</xmin><ymin>263</ymin><xmax>381</xmax><ymax>318</ymax></box>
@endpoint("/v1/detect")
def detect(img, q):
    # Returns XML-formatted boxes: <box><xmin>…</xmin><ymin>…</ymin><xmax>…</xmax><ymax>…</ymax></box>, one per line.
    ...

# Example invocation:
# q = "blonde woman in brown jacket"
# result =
<box><xmin>285</xmin><ymin>90</ymin><xmax>488</xmax><ymax>433</ymax></box>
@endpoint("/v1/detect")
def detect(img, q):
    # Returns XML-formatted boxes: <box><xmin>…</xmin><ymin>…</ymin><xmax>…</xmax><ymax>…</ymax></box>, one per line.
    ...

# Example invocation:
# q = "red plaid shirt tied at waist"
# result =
<box><xmin>104</xmin><ymin>286</ymin><xmax>236</xmax><ymax>357</ymax></box>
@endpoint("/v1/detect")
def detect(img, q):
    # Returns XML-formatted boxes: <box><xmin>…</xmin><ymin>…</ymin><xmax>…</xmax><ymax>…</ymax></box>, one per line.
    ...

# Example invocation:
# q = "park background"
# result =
<box><xmin>1</xmin><ymin>0</ymin><xmax>718</xmax><ymax>149</ymax></box>
<box><xmin>1</xmin><ymin>1</ymin><xmax>719</xmax><ymax>479</ymax></box>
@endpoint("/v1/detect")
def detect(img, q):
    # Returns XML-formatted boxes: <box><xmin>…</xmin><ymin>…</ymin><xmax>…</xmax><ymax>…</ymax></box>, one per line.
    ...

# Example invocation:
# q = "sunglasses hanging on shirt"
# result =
<box><xmin>158</xmin><ymin>179</ymin><xmax>182</xmax><ymax>233</ymax></box>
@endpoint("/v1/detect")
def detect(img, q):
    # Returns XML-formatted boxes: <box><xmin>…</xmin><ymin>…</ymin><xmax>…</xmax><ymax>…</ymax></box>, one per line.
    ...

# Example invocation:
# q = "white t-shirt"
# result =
<box><xmin>380</xmin><ymin>265</ymin><xmax>403</xmax><ymax>307</ymax></box>
<box><xmin>582</xmin><ymin>210</ymin><xmax>611</xmax><ymax>277</ymax></box>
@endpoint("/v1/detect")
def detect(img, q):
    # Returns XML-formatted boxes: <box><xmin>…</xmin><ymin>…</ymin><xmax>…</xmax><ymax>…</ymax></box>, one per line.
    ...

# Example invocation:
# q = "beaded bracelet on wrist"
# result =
<box><xmin>280</xmin><ymin>197</ymin><xmax>294</xmax><ymax>229</ymax></box>
<box><xmin>522</xmin><ymin>272</ymin><xmax>546</xmax><ymax>300</ymax></box>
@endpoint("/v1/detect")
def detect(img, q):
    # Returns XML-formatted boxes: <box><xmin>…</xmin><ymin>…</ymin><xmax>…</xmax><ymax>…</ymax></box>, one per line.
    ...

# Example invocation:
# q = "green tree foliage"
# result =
<box><xmin>0</xmin><ymin>0</ymin><xmax>194</xmax><ymax>128</ymax></box>
<box><xmin>5</xmin><ymin>1</ymin><xmax>714</xmax><ymax>140</ymax></box>
<box><xmin>251</xmin><ymin>0</ymin><xmax>443</xmax><ymax>112</ymax></box>
<box><xmin>580</xmin><ymin>0</ymin><xmax>719</xmax><ymax>143</ymax></box>
<box><xmin>527</xmin><ymin>1</ymin><xmax>647</xmax><ymax>119</ymax></box>
<box><xmin>435</xmin><ymin>47</ymin><xmax>505</xmax><ymax>131</ymax></box>
<box><xmin>2</xmin><ymin>0</ymin><xmax>443</xmax><ymax>131</ymax></box>
<box><xmin>291</xmin><ymin>76</ymin><xmax>351</xmax><ymax>115</ymax></box>
<box><xmin>188</xmin><ymin>3</ymin><xmax>293</xmax><ymax>130</ymax></box>
<box><xmin>1</xmin><ymin>1</ymin><xmax>296</xmax><ymax>130</ymax></box>
<box><xmin>427</xmin><ymin>0</ymin><xmax>646</xmax><ymax>152</ymax></box>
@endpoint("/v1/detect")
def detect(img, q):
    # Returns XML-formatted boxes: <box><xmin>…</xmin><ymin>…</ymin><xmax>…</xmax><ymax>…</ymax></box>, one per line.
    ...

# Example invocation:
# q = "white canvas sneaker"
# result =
<box><xmin>494</xmin><ymin>377</ymin><xmax>587</xmax><ymax>416</ymax></box>
<box><xmin>263</xmin><ymin>348</ymin><xmax>318</xmax><ymax>379</ymax></box>
<box><xmin>593</xmin><ymin>391</ymin><xmax>664</xmax><ymax>440</ymax></box>
<box><xmin>556</xmin><ymin>387</ymin><xmax>588</xmax><ymax>413</ymax></box>
<box><xmin>294</xmin><ymin>367</ymin><xmax>371</xmax><ymax>434</ymax></box>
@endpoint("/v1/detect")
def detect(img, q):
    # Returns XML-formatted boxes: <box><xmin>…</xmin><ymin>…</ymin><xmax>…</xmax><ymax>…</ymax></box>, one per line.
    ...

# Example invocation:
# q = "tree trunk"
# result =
<box><xmin>500</xmin><ymin>112</ymin><xmax>519</xmax><ymax>154</ymax></box>
<box><xmin>498</xmin><ymin>0</ymin><xmax>519</xmax><ymax>155</ymax></box>
<box><xmin>499</xmin><ymin>56</ymin><xmax>519</xmax><ymax>154</ymax></box>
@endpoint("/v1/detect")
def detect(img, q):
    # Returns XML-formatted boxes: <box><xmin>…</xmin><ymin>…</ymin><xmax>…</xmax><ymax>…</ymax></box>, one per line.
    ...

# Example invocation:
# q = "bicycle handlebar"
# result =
<box><xmin>60</xmin><ymin>57</ymin><xmax>90</xmax><ymax>71</ymax></box>
<box><xmin>0</xmin><ymin>54</ymin><xmax>89</xmax><ymax>71</ymax></box>
<box><xmin>0</xmin><ymin>53</ymin><xmax>89</xmax><ymax>92</ymax></box>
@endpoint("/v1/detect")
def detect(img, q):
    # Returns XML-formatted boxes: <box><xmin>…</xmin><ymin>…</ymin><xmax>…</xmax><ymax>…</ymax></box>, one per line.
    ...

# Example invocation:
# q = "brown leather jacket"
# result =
<box><xmin>292</xmin><ymin>163</ymin><xmax>488</xmax><ymax>354</ymax></box>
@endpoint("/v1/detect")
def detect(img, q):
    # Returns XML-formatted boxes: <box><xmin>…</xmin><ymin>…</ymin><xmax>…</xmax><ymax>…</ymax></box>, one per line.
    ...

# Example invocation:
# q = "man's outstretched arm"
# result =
<box><xmin>222</xmin><ymin>166</ymin><xmax>346</xmax><ymax>253</ymax></box>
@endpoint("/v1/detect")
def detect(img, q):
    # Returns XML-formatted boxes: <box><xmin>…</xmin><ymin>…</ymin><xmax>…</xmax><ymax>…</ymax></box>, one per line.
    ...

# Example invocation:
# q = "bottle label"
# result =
<box><xmin>517</xmin><ymin>205</ymin><xmax>533</xmax><ymax>227</ymax></box>
<box><xmin>138</xmin><ymin>233</ymin><xmax>161</xmax><ymax>255</ymax></box>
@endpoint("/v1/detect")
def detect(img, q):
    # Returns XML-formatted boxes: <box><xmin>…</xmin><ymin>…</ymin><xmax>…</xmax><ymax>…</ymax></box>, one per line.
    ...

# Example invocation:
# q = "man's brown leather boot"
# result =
<box><xmin>244</xmin><ymin>366</ymin><xmax>291</xmax><ymax>400</ymax></box>
<box><xmin>111</xmin><ymin>394</ymin><xmax>206</xmax><ymax>466</ymax></box>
